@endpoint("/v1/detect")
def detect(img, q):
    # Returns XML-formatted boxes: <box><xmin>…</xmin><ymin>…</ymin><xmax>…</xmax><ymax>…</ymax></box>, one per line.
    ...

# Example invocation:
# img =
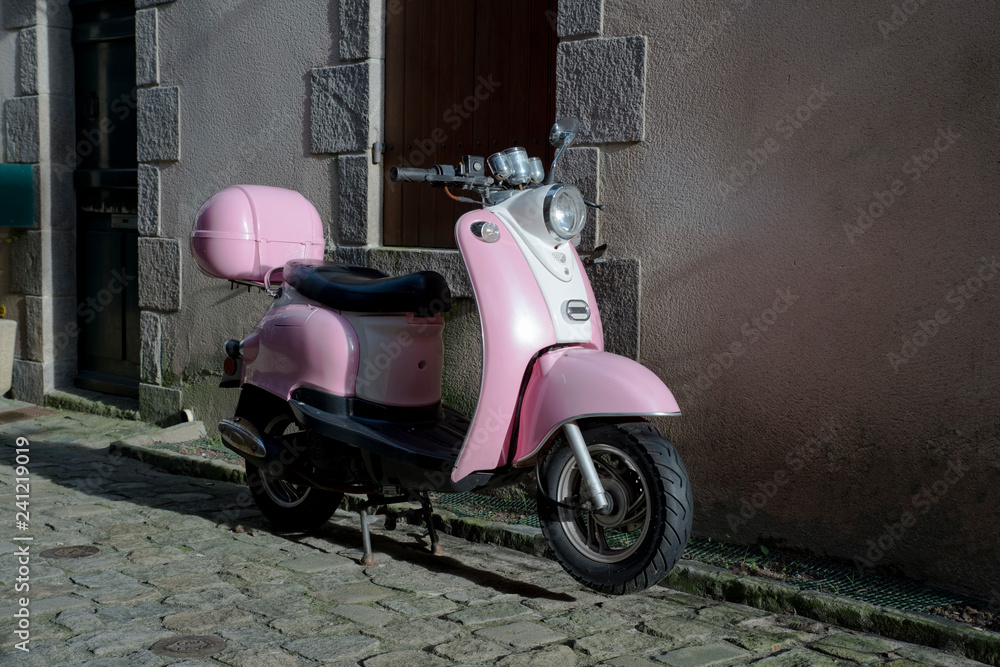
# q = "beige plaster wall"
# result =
<box><xmin>601</xmin><ymin>0</ymin><xmax>1000</xmax><ymax>596</ymax></box>
<box><xmin>153</xmin><ymin>0</ymin><xmax>337</xmax><ymax>425</ymax></box>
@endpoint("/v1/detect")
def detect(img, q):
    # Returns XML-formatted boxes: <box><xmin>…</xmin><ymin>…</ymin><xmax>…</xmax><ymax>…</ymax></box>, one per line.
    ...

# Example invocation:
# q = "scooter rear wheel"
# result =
<box><xmin>536</xmin><ymin>422</ymin><xmax>692</xmax><ymax>595</ymax></box>
<box><xmin>239</xmin><ymin>408</ymin><xmax>343</xmax><ymax>533</ymax></box>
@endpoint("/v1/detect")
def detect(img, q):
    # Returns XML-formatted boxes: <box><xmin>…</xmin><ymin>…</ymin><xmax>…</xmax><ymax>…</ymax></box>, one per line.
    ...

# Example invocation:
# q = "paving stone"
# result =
<box><xmin>270</xmin><ymin>613</ymin><xmax>350</xmax><ymax>638</ymax></box>
<box><xmin>444</xmin><ymin>586</ymin><xmax>503</xmax><ymax>604</ymax></box>
<box><xmin>283</xmin><ymin>634</ymin><xmax>380</xmax><ymax>662</ymax></box>
<box><xmin>572</xmin><ymin>629</ymin><xmax>667</xmax><ymax>661</ymax></box>
<box><xmin>17</xmin><ymin>583</ymin><xmax>76</xmax><ymax>599</ymax></box>
<box><xmin>95</xmin><ymin>600</ymin><xmax>175</xmax><ymax>623</ymax></box>
<box><xmin>475</xmin><ymin>621</ymin><xmax>568</xmax><ymax>649</ymax></box>
<box><xmin>310</xmin><ymin>580</ymin><xmax>395</xmax><ymax>605</ymax></box>
<box><xmin>163</xmin><ymin>585</ymin><xmax>248</xmax><ymax>609</ymax></box>
<box><xmin>1</xmin><ymin>594</ymin><xmax>92</xmax><ymax>615</ymax></box>
<box><xmin>215</xmin><ymin>645</ymin><xmax>301</xmax><ymax>667</ymax></box>
<box><xmin>279</xmin><ymin>553</ymin><xmax>357</xmax><ymax>573</ymax></box>
<box><xmin>330</xmin><ymin>603</ymin><xmax>399</xmax><ymax>626</ymax></box>
<box><xmin>600</xmin><ymin>596</ymin><xmax>694</xmax><ymax>622</ymax></box>
<box><xmin>363</xmin><ymin>649</ymin><xmax>452</xmax><ymax>667</ymax></box>
<box><xmin>639</xmin><ymin>616</ymin><xmax>729</xmax><ymax>643</ymax></box>
<box><xmin>894</xmin><ymin>643</ymin><xmax>990</xmax><ymax>666</ymax></box>
<box><xmin>88</xmin><ymin>584</ymin><xmax>162</xmax><ymax>605</ymax></box>
<box><xmin>234</xmin><ymin>592</ymin><xmax>313</xmax><ymax>618</ymax></box>
<box><xmin>217</xmin><ymin>623</ymin><xmax>291</xmax><ymax>647</ymax></box>
<box><xmin>695</xmin><ymin>602</ymin><xmax>771</xmax><ymax>626</ymax></box>
<box><xmin>655</xmin><ymin>641</ymin><xmax>752</xmax><ymax>666</ymax></box>
<box><xmin>378</xmin><ymin>596</ymin><xmax>457</xmax><ymax>618</ymax></box>
<box><xmin>84</xmin><ymin>626</ymin><xmax>174</xmax><ymax>657</ymax></box>
<box><xmin>127</xmin><ymin>545</ymin><xmax>187</xmax><ymax>565</ymax></box>
<box><xmin>72</xmin><ymin>569</ymin><xmax>140</xmax><ymax>589</ymax></box>
<box><xmin>749</xmin><ymin>647</ymin><xmax>844</xmax><ymax>666</ymax></box>
<box><xmin>496</xmin><ymin>644</ymin><xmax>580</xmax><ymax>666</ymax></box>
<box><xmin>162</xmin><ymin>607</ymin><xmax>254</xmax><ymax>633</ymax></box>
<box><xmin>146</xmin><ymin>572</ymin><xmax>227</xmax><ymax>592</ymax></box>
<box><xmin>433</xmin><ymin>636</ymin><xmax>510</xmax><ymax>663</ymax></box>
<box><xmin>47</xmin><ymin>503</ymin><xmax>116</xmax><ymax>518</ymax></box>
<box><xmin>366</xmin><ymin>618</ymin><xmax>463</xmax><ymax>648</ymax></box>
<box><xmin>371</xmin><ymin>571</ymin><xmax>470</xmax><ymax>595</ymax></box>
<box><xmin>54</xmin><ymin>608</ymin><xmax>104</xmax><ymax>632</ymax></box>
<box><xmin>810</xmin><ymin>632</ymin><xmax>897</xmax><ymax>663</ymax></box>
<box><xmin>242</xmin><ymin>581</ymin><xmax>308</xmax><ymax>599</ymax></box>
<box><xmin>447</xmin><ymin>599</ymin><xmax>536</xmax><ymax>626</ymax></box>
<box><xmin>223</xmin><ymin>562</ymin><xmax>289</xmax><ymax>584</ymax></box>
<box><xmin>544</xmin><ymin>607</ymin><xmax>630</xmax><ymax>635</ymax></box>
<box><xmin>602</xmin><ymin>657</ymin><xmax>664</xmax><ymax>667</ymax></box>
<box><xmin>728</xmin><ymin>627</ymin><xmax>811</xmax><ymax>652</ymax></box>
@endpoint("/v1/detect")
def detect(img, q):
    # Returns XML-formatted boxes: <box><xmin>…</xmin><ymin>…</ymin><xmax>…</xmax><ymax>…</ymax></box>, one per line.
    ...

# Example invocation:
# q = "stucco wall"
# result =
<box><xmin>152</xmin><ymin>1</ymin><xmax>337</xmax><ymax>425</ymax></box>
<box><xmin>596</xmin><ymin>0</ymin><xmax>1000</xmax><ymax>597</ymax></box>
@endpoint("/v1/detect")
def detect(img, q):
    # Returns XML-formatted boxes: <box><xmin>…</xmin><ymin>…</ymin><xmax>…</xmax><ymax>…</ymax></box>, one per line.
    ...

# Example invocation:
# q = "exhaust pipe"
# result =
<box><xmin>219</xmin><ymin>416</ymin><xmax>377</xmax><ymax>495</ymax></box>
<box><xmin>218</xmin><ymin>417</ymin><xmax>268</xmax><ymax>458</ymax></box>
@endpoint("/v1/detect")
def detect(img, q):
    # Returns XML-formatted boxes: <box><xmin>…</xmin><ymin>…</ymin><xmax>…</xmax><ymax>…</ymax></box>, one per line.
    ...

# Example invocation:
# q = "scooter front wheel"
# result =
<box><xmin>536</xmin><ymin>422</ymin><xmax>692</xmax><ymax>595</ymax></box>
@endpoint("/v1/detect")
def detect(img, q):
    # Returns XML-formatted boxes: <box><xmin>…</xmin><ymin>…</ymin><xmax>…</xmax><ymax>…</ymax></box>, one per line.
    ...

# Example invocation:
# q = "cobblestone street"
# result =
<box><xmin>0</xmin><ymin>405</ymin><xmax>989</xmax><ymax>665</ymax></box>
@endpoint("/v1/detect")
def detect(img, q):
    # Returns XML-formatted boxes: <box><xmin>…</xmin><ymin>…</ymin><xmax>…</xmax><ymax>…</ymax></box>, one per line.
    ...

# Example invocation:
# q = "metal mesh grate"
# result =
<box><xmin>430</xmin><ymin>491</ymin><xmax>982</xmax><ymax>613</ymax></box>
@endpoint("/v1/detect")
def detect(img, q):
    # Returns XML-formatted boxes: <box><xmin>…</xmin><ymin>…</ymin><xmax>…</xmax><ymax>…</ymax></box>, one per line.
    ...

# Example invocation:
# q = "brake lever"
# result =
<box><xmin>583</xmin><ymin>197</ymin><xmax>605</xmax><ymax>211</ymax></box>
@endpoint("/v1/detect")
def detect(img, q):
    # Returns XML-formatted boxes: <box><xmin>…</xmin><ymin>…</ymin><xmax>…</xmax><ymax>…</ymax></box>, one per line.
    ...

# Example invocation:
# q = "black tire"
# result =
<box><xmin>536</xmin><ymin>422</ymin><xmax>692</xmax><ymax>595</ymax></box>
<box><xmin>236</xmin><ymin>399</ymin><xmax>343</xmax><ymax>533</ymax></box>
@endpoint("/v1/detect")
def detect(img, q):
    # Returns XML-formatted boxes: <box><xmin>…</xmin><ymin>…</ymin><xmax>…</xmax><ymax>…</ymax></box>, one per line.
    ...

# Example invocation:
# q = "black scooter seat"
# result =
<box><xmin>283</xmin><ymin>259</ymin><xmax>451</xmax><ymax>315</ymax></box>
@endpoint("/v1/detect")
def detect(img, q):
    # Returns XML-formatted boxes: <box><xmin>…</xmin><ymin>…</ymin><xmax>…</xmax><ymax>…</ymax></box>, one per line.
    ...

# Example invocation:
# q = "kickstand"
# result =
<box><xmin>420</xmin><ymin>495</ymin><xmax>443</xmax><ymax>556</ymax></box>
<box><xmin>359</xmin><ymin>508</ymin><xmax>374</xmax><ymax>566</ymax></box>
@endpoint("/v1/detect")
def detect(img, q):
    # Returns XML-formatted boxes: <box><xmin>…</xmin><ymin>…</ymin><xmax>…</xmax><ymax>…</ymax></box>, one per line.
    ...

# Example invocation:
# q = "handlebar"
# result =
<box><xmin>390</xmin><ymin>162</ymin><xmax>491</xmax><ymax>188</ymax></box>
<box><xmin>389</xmin><ymin>166</ymin><xmax>432</xmax><ymax>182</ymax></box>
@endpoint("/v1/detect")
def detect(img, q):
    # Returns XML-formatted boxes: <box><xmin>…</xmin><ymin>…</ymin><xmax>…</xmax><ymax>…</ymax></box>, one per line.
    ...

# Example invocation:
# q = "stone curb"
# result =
<box><xmin>108</xmin><ymin>439</ymin><xmax>1000</xmax><ymax>666</ymax></box>
<box><xmin>45</xmin><ymin>388</ymin><xmax>142</xmax><ymax>421</ymax></box>
<box><xmin>664</xmin><ymin>561</ymin><xmax>1000</xmax><ymax>666</ymax></box>
<box><xmin>109</xmin><ymin>440</ymin><xmax>246</xmax><ymax>485</ymax></box>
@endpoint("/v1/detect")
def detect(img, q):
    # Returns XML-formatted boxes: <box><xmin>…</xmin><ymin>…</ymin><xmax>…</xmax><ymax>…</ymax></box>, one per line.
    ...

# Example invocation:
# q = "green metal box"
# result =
<box><xmin>0</xmin><ymin>164</ymin><xmax>35</xmax><ymax>228</ymax></box>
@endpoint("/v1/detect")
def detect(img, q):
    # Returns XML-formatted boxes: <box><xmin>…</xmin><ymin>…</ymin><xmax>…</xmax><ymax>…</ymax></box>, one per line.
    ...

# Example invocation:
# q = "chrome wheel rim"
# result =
<box><xmin>555</xmin><ymin>443</ymin><xmax>652</xmax><ymax>564</ymax></box>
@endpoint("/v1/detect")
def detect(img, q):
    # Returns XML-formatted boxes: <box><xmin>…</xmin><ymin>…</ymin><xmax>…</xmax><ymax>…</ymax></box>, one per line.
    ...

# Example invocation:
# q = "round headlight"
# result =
<box><xmin>543</xmin><ymin>184</ymin><xmax>586</xmax><ymax>241</ymax></box>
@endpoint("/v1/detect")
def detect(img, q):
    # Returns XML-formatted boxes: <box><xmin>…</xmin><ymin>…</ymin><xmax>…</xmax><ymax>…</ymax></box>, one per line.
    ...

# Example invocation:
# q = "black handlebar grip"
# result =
<box><xmin>390</xmin><ymin>167</ymin><xmax>430</xmax><ymax>182</ymax></box>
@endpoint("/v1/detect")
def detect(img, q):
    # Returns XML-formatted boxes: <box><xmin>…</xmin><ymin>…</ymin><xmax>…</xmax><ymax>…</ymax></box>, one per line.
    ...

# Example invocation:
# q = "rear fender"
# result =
<box><xmin>513</xmin><ymin>347</ymin><xmax>680</xmax><ymax>464</ymax></box>
<box><xmin>242</xmin><ymin>302</ymin><xmax>359</xmax><ymax>401</ymax></box>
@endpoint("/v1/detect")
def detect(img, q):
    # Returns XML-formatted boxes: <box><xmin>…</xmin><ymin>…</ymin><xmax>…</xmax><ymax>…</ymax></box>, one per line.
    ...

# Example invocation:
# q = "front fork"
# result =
<box><xmin>563</xmin><ymin>421</ymin><xmax>612</xmax><ymax>514</ymax></box>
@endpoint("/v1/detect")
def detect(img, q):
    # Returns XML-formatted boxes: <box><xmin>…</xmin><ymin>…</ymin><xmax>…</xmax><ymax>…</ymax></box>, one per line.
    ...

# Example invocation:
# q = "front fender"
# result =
<box><xmin>513</xmin><ymin>347</ymin><xmax>680</xmax><ymax>463</ymax></box>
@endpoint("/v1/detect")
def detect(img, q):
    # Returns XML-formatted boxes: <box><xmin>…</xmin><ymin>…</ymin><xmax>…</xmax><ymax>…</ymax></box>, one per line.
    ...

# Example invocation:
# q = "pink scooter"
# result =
<box><xmin>190</xmin><ymin>118</ymin><xmax>692</xmax><ymax>594</ymax></box>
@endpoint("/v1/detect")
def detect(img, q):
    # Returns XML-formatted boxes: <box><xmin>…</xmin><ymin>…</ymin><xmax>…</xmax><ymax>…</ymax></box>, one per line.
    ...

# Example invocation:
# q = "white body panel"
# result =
<box><xmin>489</xmin><ymin>190</ymin><xmax>592</xmax><ymax>343</ymax></box>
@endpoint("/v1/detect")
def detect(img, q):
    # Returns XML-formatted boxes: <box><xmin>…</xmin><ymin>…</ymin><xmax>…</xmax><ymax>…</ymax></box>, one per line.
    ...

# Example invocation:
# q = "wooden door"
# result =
<box><xmin>383</xmin><ymin>0</ymin><xmax>558</xmax><ymax>249</ymax></box>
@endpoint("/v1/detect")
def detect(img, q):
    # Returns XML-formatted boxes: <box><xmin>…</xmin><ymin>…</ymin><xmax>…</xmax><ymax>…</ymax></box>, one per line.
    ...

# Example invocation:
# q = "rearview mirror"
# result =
<box><xmin>549</xmin><ymin>117</ymin><xmax>580</xmax><ymax>149</ymax></box>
